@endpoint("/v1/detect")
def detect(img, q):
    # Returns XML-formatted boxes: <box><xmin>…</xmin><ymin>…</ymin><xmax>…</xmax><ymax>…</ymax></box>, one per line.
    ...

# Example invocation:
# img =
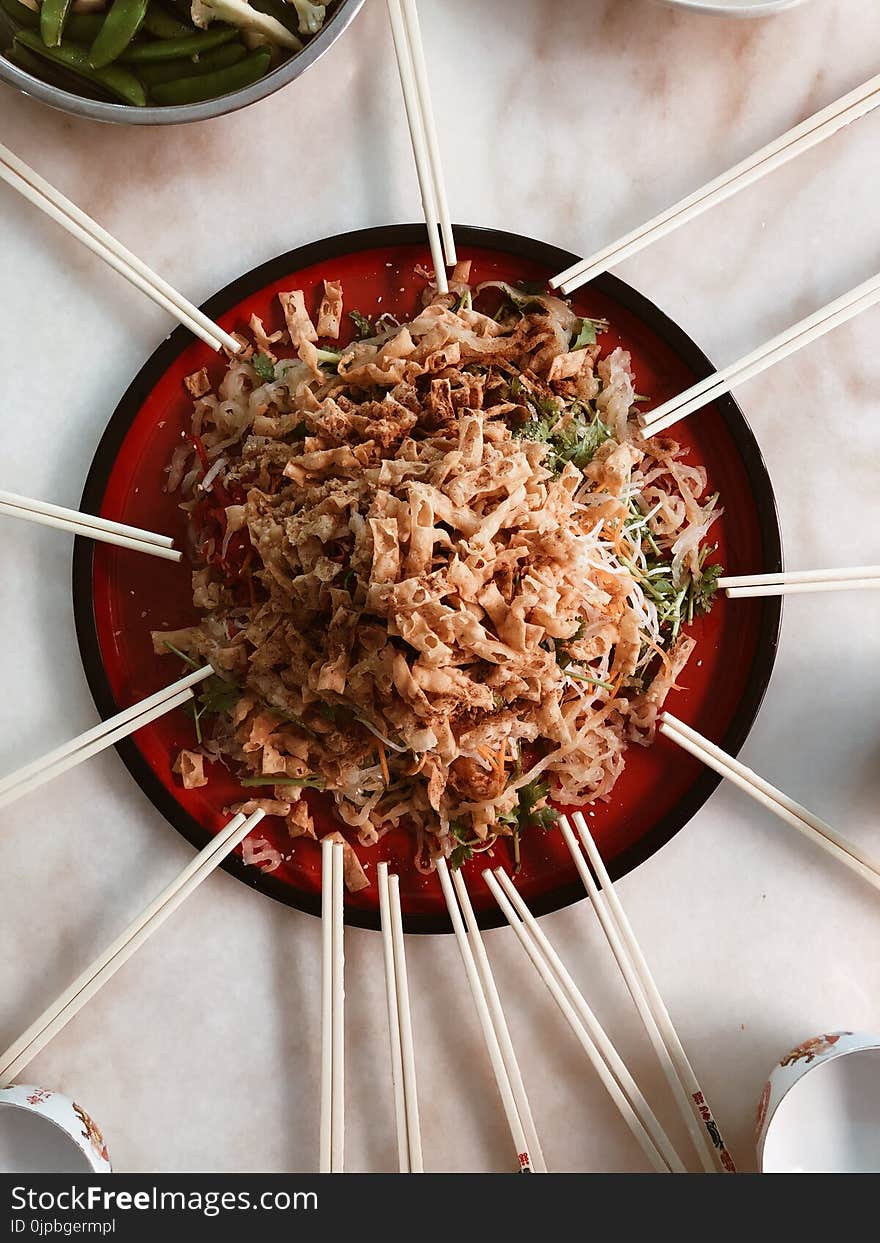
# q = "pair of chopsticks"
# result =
<box><xmin>560</xmin><ymin>814</ymin><xmax>736</xmax><ymax>1173</ymax></box>
<box><xmin>0</xmin><ymin>489</ymin><xmax>181</xmax><ymax>563</ymax></box>
<box><xmin>718</xmin><ymin>565</ymin><xmax>880</xmax><ymax>599</ymax></box>
<box><xmin>377</xmin><ymin>863</ymin><xmax>422</xmax><ymax>1172</ymax></box>
<box><xmin>0</xmin><ymin>667</ymin><xmax>212</xmax><ymax>813</ymax></box>
<box><xmin>661</xmin><ymin>714</ymin><xmax>880</xmax><ymax>894</ymax></box>
<box><xmin>484</xmin><ymin>867</ymin><xmax>685</xmax><ymax>1173</ymax></box>
<box><xmin>320</xmin><ymin>839</ymin><xmax>346</xmax><ymax>1173</ymax></box>
<box><xmin>437</xmin><ymin>857</ymin><xmax>545</xmax><ymax>1173</ymax></box>
<box><xmin>0</xmin><ymin>808</ymin><xmax>265</xmax><ymax>1088</ymax></box>
<box><xmin>551</xmin><ymin>68</ymin><xmax>880</xmax><ymax>294</ymax></box>
<box><xmin>0</xmin><ymin>141</ymin><xmax>239</xmax><ymax>354</ymax></box>
<box><xmin>386</xmin><ymin>0</ymin><xmax>456</xmax><ymax>295</ymax></box>
<box><xmin>639</xmin><ymin>269</ymin><xmax>880</xmax><ymax>436</ymax></box>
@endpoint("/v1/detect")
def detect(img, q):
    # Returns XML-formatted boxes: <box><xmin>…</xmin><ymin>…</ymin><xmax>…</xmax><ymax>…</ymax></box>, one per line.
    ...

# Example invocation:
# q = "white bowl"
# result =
<box><xmin>0</xmin><ymin>1085</ymin><xmax>111</xmax><ymax>1174</ymax></box>
<box><xmin>756</xmin><ymin>1031</ymin><xmax>880</xmax><ymax>1173</ymax></box>
<box><xmin>658</xmin><ymin>0</ymin><xmax>810</xmax><ymax>15</ymax></box>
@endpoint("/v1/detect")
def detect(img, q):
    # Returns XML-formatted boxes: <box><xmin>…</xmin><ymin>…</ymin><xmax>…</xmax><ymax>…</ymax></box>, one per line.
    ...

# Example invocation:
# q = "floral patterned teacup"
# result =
<box><xmin>755</xmin><ymin>1031</ymin><xmax>880</xmax><ymax>1172</ymax></box>
<box><xmin>0</xmin><ymin>1085</ymin><xmax>111</xmax><ymax>1173</ymax></box>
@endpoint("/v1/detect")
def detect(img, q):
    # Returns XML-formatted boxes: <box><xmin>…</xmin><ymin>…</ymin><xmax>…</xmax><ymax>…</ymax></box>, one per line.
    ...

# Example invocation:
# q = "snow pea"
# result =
<box><xmin>0</xmin><ymin>0</ymin><xmax>39</xmax><ymax>31</ymax></box>
<box><xmin>141</xmin><ymin>2</ymin><xmax>191</xmax><ymax>38</ymax></box>
<box><xmin>1</xmin><ymin>0</ymin><xmax>104</xmax><ymax>41</ymax></box>
<box><xmin>14</xmin><ymin>28</ymin><xmax>147</xmax><ymax>102</ymax></box>
<box><xmin>149</xmin><ymin>45</ymin><xmax>268</xmax><ymax>104</ymax></box>
<box><xmin>89</xmin><ymin>0</ymin><xmax>148</xmax><ymax>68</ymax></box>
<box><xmin>120</xmin><ymin>24</ymin><xmax>234</xmax><ymax>61</ymax></box>
<box><xmin>39</xmin><ymin>0</ymin><xmax>73</xmax><ymax>47</ymax></box>
<box><xmin>135</xmin><ymin>38</ymin><xmax>244</xmax><ymax>86</ymax></box>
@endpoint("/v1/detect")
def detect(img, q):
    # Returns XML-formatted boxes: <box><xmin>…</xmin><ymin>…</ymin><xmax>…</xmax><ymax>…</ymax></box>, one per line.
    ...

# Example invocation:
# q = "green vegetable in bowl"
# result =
<box><xmin>14</xmin><ymin>28</ymin><xmax>147</xmax><ymax>103</ymax></box>
<box><xmin>89</xmin><ymin>0</ymin><xmax>149</xmax><ymax>69</ymax></box>
<box><xmin>141</xmin><ymin>1</ymin><xmax>191</xmax><ymax>37</ymax></box>
<box><xmin>149</xmin><ymin>44</ymin><xmax>268</xmax><ymax>103</ymax></box>
<box><xmin>40</xmin><ymin>0</ymin><xmax>73</xmax><ymax>47</ymax></box>
<box><xmin>4</xmin><ymin>0</ymin><xmax>332</xmax><ymax>109</ymax></box>
<box><xmin>135</xmin><ymin>37</ymin><xmax>245</xmax><ymax>85</ymax></box>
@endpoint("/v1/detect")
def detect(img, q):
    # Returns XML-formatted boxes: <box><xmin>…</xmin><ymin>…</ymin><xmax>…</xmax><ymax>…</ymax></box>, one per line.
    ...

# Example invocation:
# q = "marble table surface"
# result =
<box><xmin>1</xmin><ymin>0</ymin><xmax>878</xmax><ymax>1174</ymax></box>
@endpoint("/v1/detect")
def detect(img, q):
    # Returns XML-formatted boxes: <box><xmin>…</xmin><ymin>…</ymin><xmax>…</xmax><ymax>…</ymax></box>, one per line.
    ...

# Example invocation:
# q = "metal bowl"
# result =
<box><xmin>0</xmin><ymin>0</ymin><xmax>364</xmax><ymax>125</ymax></box>
<box><xmin>657</xmin><ymin>0</ymin><xmax>809</xmax><ymax>14</ymax></box>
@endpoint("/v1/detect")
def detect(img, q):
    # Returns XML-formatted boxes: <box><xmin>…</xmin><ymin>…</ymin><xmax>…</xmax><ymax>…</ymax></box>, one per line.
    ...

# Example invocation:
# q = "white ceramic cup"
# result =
<box><xmin>755</xmin><ymin>1031</ymin><xmax>880</xmax><ymax>1172</ymax></box>
<box><xmin>0</xmin><ymin>1085</ymin><xmax>112</xmax><ymax>1174</ymax></box>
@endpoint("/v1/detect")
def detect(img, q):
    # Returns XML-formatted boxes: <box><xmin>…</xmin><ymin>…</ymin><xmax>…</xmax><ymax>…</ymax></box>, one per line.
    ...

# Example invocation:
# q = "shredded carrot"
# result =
<box><xmin>479</xmin><ymin>745</ymin><xmax>503</xmax><ymax>776</ymax></box>
<box><xmin>609</xmin><ymin>669</ymin><xmax>625</xmax><ymax>699</ymax></box>
<box><xmin>498</xmin><ymin>738</ymin><xmax>508</xmax><ymax>772</ymax></box>
<box><xmin>377</xmin><ymin>743</ymin><xmax>390</xmax><ymax>785</ymax></box>
<box><xmin>642</xmin><ymin>634</ymin><xmax>673</xmax><ymax>672</ymax></box>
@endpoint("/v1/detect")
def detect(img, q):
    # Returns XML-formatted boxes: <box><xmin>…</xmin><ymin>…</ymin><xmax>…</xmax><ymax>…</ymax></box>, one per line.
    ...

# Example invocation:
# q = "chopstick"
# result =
<box><xmin>436</xmin><ymin>858</ymin><xmax>544</xmax><ymax>1173</ymax></box>
<box><xmin>0</xmin><ymin>666</ymin><xmax>212</xmax><ymax>811</ymax></box>
<box><xmin>0</xmin><ymin>490</ymin><xmax>181</xmax><ymax>562</ymax></box>
<box><xmin>386</xmin><ymin>0</ymin><xmax>455</xmax><ymax>294</ymax></box>
<box><xmin>718</xmin><ymin>565</ymin><xmax>880</xmax><ymax>598</ymax></box>
<box><xmin>561</xmin><ymin>814</ymin><xmax>736</xmax><ymax>1173</ymax></box>
<box><xmin>483</xmin><ymin>868</ymin><xmax>686</xmax><ymax>1173</ymax></box>
<box><xmin>0</xmin><ymin>808</ymin><xmax>265</xmax><ymax>1088</ymax></box>
<box><xmin>377</xmin><ymin>862</ymin><xmax>423</xmax><ymax>1172</ymax></box>
<box><xmin>320</xmin><ymin>839</ymin><xmax>346</xmax><ymax>1173</ymax></box>
<box><xmin>660</xmin><ymin>713</ymin><xmax>880</xmax><ymax>892</ymax></box>
<box><xmin>550</xmin><ymin>70</ymin><xmax>880</xmax><ymax>294</ymax></box>
<box><xmin>640</xmin><ymin>269</ymin><xmax>880</xmax><ymax>436</ymax></box>
<box><xmin>0</xmin><ymin>141</ymin><xmax>240</xmax><ymax>355</ymax></box>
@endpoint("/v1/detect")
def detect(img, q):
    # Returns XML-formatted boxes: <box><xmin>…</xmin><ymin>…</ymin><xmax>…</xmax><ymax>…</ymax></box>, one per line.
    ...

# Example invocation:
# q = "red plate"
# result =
<box><xmin>73</xmin><ymin>225</ymin><xmax>781</xmax><ymax>932</ymax></box>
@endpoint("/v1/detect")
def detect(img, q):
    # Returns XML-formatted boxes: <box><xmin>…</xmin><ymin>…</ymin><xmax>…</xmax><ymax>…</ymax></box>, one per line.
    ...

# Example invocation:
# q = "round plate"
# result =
<box><xmin>73</xmin><ymin>224</ymin><xmax>782</xmax><ymax>933</ymax></box>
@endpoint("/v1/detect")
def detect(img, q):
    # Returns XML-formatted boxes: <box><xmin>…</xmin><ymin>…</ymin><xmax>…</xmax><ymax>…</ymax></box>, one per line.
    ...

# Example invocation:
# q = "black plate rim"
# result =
<box><xmin>73</xmin><ymin>222</ymin><xmax>783</xmax><ymax>934</ymax></box>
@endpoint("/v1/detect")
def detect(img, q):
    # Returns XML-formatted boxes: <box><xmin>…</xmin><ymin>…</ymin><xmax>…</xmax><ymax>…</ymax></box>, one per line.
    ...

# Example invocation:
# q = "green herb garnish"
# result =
<box><xmin>516</xmin><ymin>401</ymin><xmax>612</xmax><ymax>475</ymax></box>
<box><xmin>348</xmin><ymin>310</ymin><xmax>374</xmax><ymax>339</ymax></box>
<box><xmin>252</xmin><ymin>353</ymin><xmax>276</xmax><ymax>382</ymax></box>
<box><xmin>241</xmin><ymin>774</ymin><xmax>326</xmax><ymax>789</ymax></box>
<box><xmin>449</xmin><ymin>819</ymin><xmax>474</xmax><ymax>869</ymax></box>
<box><xmin>162</xmin><ymin>639</ymin><xmax>199</xmax><ymax>669</ymax></box>
<box><xmin>571</xmin><ymin>317</ymin><xmax>598</xmax><ymax>350</ymax></box>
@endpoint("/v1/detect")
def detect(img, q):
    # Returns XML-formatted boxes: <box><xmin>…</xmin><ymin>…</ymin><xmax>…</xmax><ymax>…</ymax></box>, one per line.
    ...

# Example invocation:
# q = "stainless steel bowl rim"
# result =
<box><xmin>0</xmin><ymin>0</ymin><xmax>365</xmax><ymax>125</ymax></box>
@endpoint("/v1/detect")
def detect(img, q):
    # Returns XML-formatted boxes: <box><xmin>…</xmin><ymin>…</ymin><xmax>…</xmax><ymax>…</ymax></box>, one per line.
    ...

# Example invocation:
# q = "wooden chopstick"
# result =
<box><xmin>0</xmin><ymin>809</ymin><xmax>265</xmax><ymax>1088</ymax></box>
<box><xmin>399</xmin><ymin>0</ymin><xmax>456</xmax><ymax>268</ymax></box>
<box><xmin>319</xmin><ymin>838</ymin><xmax>334</xmax><ymax>1173</ymax></box>
<box><xmin>718</xmin><ymin>565</ymin><xmax>880</xmax><ymax>598</ymax></box>
<box><xmin>561</xmin><ymin>814</ymin><xmax>736</xmax><ymax>1173</ymax></box>
<box><xmin>0</xmin><ymin>489</ymin><xmax>174</xmax><ymax>549</ymax></box>
<box><xmin>388</xmin><ymin>872</ymin><xmax>423</xmax><ymax>1172</ymax></box>
<box><xmin>550</xmin><ymin>71</ymin><xmax>880</xmax><ymax>294</ymax></box>
<box><xmin>0</xmin><ymin>493</ymin><xmax>181</xmax><ymax>562</ymax></box>
<box><xmin>378</xmin><ymin>863</ymin><xmax>423</xmax><ymax>1172</ymax></box>
<box><xmin>0</xmin><ymin>667</ymin><xmax>212</xmax><ymax>811</ymax></box>
<box><xmin>378</xmin><ymin>863</ymin><xmax>411</xmax><ymax>1172</ymax></box>
<box><xmin>450</xmin><ymin>865</ymin><xmax>546</xmax><ymax>1172</ymax></box>
<box><xmin>484</xmin><ymin>868</ymin><xmax>686</xmax><ymax>1174</ymax></box>
<box><xmin>0</xmin><ymin>141</ymin><xmax>240</xmax><ymax>355</ymax></box>
<box><xmin>660</xmin><ymin>714</ymin><xmax>880</xmax><ymax>891</ymax></box>
<box><xmin>436</xmin><ymin>858</ymin><xmax>541</xmax><ymax>1173</ymax></box>
<box><xmin>320</xmin><ymin>840</ymin><xmax>346</xmax><ymax>1173</ymax></box>
<box><xmin>640</xmin><ymin>270</ymin><xmax>880</xmax><ymax>436</ymax></box>
<box><xmin>386</xmin><ymin>0</ymin><xmax>453</xmax><ymax>294</ymax></box>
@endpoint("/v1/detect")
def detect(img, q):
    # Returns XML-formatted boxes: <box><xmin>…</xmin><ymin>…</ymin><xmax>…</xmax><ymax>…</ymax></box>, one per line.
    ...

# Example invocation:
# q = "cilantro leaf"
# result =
<box><xmin>348</xmin><ymin>310</ymin><xmax>374</xmax><ymax>339</ymax></box>
<box><xmin>571</xmin><ymin>318</ymin><xmax>597</xmax><ymax>350</ymax></box>
<box><xmin>252</xmin><ymin>353</ymin><xmax>276</xmax><ymax>382</ymax></box>
<box><xmin>689</xmin><ymin>559</ymin><xmax>723</xmax><ymax>618</ymax></box>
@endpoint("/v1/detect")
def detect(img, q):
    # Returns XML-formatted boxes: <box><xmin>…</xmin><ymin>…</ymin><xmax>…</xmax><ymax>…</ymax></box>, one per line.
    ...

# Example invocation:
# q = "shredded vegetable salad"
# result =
<box><xmin>154</xmin><ymin>263</ymin><xmax>723</xmax><ymax>887</ymax></box>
